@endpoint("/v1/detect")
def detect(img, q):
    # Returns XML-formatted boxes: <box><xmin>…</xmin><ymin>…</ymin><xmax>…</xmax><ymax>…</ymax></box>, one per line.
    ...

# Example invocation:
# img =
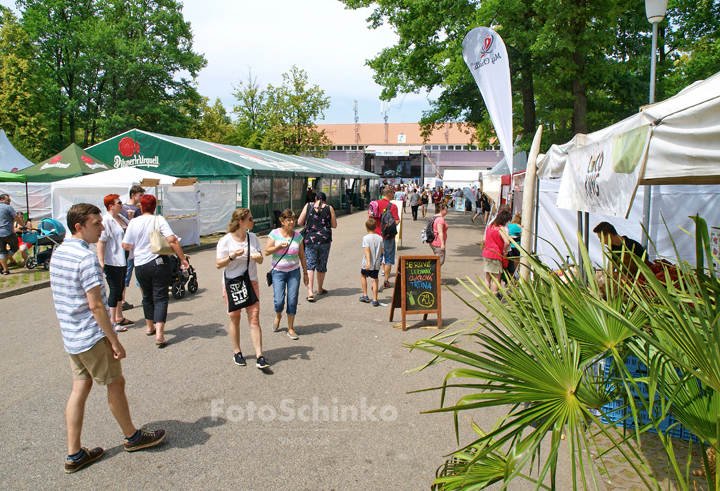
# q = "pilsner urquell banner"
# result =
<box><xmin>462</xmin><ymin>27</ymin><xmax>514</xmax><ymax>174</ymax></box>
<box><xmin>556</xmin><ymin>125</ymin><xmax>652</xmax><ymax>218</ymax></box>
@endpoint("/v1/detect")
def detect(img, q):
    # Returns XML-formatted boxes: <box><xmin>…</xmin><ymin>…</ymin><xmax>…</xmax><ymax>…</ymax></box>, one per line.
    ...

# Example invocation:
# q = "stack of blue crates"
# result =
<box><xmin>599</xmin><ymin>356</ymin><xmax>698</xmax><ymax>442</ymax></box>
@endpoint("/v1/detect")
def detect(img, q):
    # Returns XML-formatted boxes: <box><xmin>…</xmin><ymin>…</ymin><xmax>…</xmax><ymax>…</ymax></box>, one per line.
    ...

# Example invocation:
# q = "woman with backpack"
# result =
<box><xmin>297</xmin><ymin>191</ymin><xmax>337</xmax><ymax>302</ymax></box>
<box><xmin>428</xmin><ymin>203</ymin><xmax>449</xmax><ymax>266</ymax></box>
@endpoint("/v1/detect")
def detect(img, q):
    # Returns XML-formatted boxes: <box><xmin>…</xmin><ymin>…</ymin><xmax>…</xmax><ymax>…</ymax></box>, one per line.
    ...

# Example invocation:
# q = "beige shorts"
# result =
<box><xmin>484</xmin><ymin>258</ymin><xmax>503</xmax><ymax>275</ymax></box>
<box><xmin>68</xmin><ymin>337</ymin><xmax>122</xmax><ymax>386</ymax></box>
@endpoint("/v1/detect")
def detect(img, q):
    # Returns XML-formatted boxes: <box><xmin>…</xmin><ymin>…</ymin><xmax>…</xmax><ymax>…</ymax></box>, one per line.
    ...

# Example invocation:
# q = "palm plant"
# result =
<box><xmin>409</xmin><ymin>217</ymin><xmax>719</xmax><ymax>490</ymax></box>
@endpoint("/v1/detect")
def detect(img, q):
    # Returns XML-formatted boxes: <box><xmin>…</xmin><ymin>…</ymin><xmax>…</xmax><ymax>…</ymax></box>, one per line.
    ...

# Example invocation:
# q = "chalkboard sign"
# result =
<box><xmin>389</xmin><ymin>255</ymin><xmax>442</xmax><ymax>331</ymax></box>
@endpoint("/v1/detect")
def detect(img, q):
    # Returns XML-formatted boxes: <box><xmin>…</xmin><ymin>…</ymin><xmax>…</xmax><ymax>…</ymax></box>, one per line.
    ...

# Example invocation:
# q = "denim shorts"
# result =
<box><xmin>305</xmin><ymin>242</ymin><xmax>332</xmax><ymax>273</ymax></box>
<box><xmin>382</xmin><ymin>238</ymin><xmax>396</xmax><ymax>265</ymax></box>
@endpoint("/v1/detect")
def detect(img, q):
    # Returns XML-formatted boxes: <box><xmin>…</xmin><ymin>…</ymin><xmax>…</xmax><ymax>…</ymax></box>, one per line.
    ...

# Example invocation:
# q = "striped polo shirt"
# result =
<box><xmin>50</xmin><ymin>238</ymin><xmax>108</xmax><ymax>355</ymax></box>
<box><xmin>269</xmin><ymin>229</ymin><xmax>301</xmax><ymax>272</ymax></box>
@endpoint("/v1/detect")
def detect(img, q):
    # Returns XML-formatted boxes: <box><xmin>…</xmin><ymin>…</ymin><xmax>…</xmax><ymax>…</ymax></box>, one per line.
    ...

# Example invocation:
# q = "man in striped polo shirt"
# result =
<box><xmin>50</xmin><ymin>203</ymin><xmax>167</xmax><ymax>474</ymax></box>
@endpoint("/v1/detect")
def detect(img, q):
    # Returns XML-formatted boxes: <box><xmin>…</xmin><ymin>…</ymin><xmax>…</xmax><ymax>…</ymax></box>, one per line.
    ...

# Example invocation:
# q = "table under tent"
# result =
<box><xmin>51</xmin><ymin>167</ymin><xmax>201</xmax><ymax>247</ymax></box>
<box><xmin>85</xmin><ymin>129</ymin><xmax>379</xmax><ymax>234</ymax></box>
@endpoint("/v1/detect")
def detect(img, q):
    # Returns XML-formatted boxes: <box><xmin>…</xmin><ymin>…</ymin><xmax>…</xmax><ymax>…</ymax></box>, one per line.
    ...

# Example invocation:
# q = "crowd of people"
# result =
<box><xmin>34</xmin><ymin>178</ymin><xmax>654</xmax><ymax>474</ymax></box>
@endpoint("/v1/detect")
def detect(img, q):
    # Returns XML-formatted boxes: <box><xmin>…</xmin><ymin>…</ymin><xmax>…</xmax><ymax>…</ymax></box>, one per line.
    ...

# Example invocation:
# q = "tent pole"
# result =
<box><xmin>533</xmin><ymin>177</ymin><xmax>540</xmax><ymax>254</ymax></box>
<box><xmin>25</xmin><ymin>182</ymin><xmax>30</xmax><ymax>219</ymax></box>
<box><xmin>577</xmin><ymin>211</ymin><xmax>584</xmax><ymax>278</ymax></box>
<box><xmin>520</xmin><ymin>125</ymin><xmax>542</xmax><ymax>281</ymax></box>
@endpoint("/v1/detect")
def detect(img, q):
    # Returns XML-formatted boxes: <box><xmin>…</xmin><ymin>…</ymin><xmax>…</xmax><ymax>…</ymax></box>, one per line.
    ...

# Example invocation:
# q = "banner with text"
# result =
<box><xmin>462</xmin><ymin>27</ymin><xmax>514</xmax><ymax>174</ymax></box>
<box><xmin>556</xmin><ymin>125</ymin><xmax>651</xmax><ymax>218</ymax></box>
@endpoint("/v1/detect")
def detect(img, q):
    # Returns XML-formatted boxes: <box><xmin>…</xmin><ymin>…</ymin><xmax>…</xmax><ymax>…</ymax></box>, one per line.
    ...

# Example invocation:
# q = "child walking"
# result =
<box><xmin>359</xmin><ymin>218</ymin><xmax>383</xmax><ymax>307</ymax></box>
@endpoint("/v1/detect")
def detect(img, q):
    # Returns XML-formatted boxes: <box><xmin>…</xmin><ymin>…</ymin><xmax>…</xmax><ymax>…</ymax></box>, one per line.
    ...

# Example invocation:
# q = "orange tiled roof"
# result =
<box><xmin>316</xmin><ymin>123</ymin><xmax>495</xmax><ymax>146</ymax></box>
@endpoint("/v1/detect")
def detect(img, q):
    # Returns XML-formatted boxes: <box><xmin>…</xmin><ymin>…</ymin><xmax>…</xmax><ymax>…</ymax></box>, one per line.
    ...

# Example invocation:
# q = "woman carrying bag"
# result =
<box><xmin>265</xmin><ymin>209</ymin><xmax>308</xmax><ymax>340</ymax></box>
<box><xmin>215</xmin><ymin>208</ymin><xmax>268</xmax><ymax>369</ymax></box>
<box><xmin>122</xmin><ymin>194</ymin><xmax>188</xmax><ymax>348</ymax></box>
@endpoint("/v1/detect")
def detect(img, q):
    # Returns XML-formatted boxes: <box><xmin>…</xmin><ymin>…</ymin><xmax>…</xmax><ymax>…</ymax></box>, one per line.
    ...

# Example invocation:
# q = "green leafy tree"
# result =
<box><xmin>340</xmin><ymin>0</ymin><xmax>719</xmax><ymax>151</ymax></box>
<box><xmin>0</xmin><ymin>9</ymin><xmax>51</xmax><ymax>161</ymax></box>
<box><xmin>16</xmin><ymin>0</ymin><xmax>207</xmax><ymax>148</ymax></box>
<box><xmin>189</xmin><ymin>97</ymin><xmax>233</xmax><ymax>143</ymax></box>
<box><xmin>261</xmin><ymin>66</ymin><xmax>331</xmax><ymax>157</ymax></box>
<box><xmin>229</xmin><ymin>69</ymin><xmax>268</xmax><ymax>149</ymax></box>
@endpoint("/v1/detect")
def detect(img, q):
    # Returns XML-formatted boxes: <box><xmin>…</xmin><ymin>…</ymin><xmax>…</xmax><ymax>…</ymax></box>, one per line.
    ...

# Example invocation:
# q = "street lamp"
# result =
<box><xmin>641</xmin><ymin>0</ymin><xmax>668</xmax><ymax>249</ymax></box>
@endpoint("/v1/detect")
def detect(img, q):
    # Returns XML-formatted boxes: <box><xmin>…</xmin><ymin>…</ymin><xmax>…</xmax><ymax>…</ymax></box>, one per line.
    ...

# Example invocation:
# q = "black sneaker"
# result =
<box><xmin>233</xmin><ymin>352</ymin><xmax>246</xmax><ymax>366</ymax></box>
<box><xmin>124</xmin><ymin>428</ymin><xmax>167</xmax><ymax>452</ymax></box>
<box><xmin>64</xmin><ymin>447</ymin><xmax>104</xmax><ymax>474</ymax></box>
<box><xmin>256</xmin><ymin>356</ymin><xmax>270</xmax><ymax>369</ymax></box>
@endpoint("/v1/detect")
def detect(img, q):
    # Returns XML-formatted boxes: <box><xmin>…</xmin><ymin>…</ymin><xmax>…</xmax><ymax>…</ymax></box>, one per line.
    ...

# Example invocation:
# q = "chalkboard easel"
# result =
<box><xmin>389</xmin><ymin>255</ymin><xmax>442</xmax><ymax>331</ymax></box>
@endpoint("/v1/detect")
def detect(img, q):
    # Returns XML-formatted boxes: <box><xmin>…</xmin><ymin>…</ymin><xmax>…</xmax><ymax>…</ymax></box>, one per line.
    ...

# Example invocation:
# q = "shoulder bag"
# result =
<box><xmin>266</xmin><ymin>232</ymin><xmax>290</xmax><ymax>287</ymax></box>
<box><xmin>149</xmin><ymin>216</ymin><xmax>175</xmax><ymax>256</ymax></box>
<box><xmin>224</xmin><ymin>234</ymin><xmax>259</xmax><ymax>311</ymax></box>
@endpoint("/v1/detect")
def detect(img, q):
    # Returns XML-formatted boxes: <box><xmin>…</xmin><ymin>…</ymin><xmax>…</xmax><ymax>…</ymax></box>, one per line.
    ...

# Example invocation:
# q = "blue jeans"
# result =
<box><xmin>272</xmin><ymin>268</ymin><xmax>301</xmax><ymax>315</ymax></box>
<box><xmin>125</xmin><ymin>258</ymin><xmax>134</xmax><ymax>288</ymax></box>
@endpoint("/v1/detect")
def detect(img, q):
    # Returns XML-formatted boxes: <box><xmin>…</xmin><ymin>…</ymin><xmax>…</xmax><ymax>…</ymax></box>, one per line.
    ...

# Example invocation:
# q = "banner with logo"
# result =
<box><xmin>556</xmin><ymin>125</ymin><xmax>652</xmax><ymax>218</ymax></box>
<box><xmin>462</xmin><ymin>27</ymin><xmax>514</xmax><ymax>174</ymax></box>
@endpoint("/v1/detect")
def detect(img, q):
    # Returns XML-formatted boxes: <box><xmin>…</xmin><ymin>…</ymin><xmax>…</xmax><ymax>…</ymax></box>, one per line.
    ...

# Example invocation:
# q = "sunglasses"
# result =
<box><xmin>245</xmin><ymin>217</ymin><xmax>254</xmax><ymax>221</ymax></box>
<box><xmin>115</xmin><ymin>201</ymin><xmax>122</xmax><ymax>206</ymax></box>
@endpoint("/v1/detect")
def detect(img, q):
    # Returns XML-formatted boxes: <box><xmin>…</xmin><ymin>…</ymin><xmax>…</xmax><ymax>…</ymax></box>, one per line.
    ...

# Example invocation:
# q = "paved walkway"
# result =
<box><xmin>1</xmin><ymin>206</ymin><xmax>689</xmax><ymax>490</ymax></box>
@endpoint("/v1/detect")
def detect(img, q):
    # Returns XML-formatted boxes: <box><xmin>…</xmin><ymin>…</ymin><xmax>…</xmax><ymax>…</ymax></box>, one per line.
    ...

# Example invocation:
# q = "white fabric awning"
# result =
<box><xmin>537</xmin><ymin>70</ymin><xmax>720</xmax><ymax>185</ymax></box>
<box><xmin>365</xmin><ymin>145</ymin><xmax>423</xmax><ymax>157</ymax></box>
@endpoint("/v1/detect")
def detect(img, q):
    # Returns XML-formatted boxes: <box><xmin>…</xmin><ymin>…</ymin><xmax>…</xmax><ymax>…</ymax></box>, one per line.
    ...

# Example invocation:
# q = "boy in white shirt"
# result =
<box><xmin>359</xmin><ymin>218</ymin><xmax>384</xmax><ymax>307</ymax></box>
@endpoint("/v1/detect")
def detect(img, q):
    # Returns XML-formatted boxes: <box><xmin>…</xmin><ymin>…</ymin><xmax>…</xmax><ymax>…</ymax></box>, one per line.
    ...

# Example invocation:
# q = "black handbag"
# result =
<box><xmin>224</xmin><ymin>235</ymin><xmax>258</xmax><ymax>312</ymax></box>
<box><xmin>266</xmin><ymin>235</ymin><xmax>290</xmax><ymax>287</ymax></box>
<box><xmin>299</xmin><ymin>202</ymin><xmax>312</xmax><ymax>242</ymax></box>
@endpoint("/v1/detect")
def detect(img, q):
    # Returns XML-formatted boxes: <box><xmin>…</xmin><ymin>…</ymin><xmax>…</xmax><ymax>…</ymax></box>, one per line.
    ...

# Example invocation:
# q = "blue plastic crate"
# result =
<box><xmin>681</xmin><ymin>426</ymin><xmax>700</xmax><ymax>443</ymax></box>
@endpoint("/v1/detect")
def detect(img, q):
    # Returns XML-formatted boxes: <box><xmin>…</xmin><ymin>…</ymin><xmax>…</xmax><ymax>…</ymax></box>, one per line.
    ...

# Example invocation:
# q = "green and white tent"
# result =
<box><xmin>22</xmin><ymin>143</ymin><xmax>111</xmax><ymax>183</ymax></box>
<box><xmin>86</xmin><ymin>129</ymin><xmax>378</xmax><ymax>231</ymax></box>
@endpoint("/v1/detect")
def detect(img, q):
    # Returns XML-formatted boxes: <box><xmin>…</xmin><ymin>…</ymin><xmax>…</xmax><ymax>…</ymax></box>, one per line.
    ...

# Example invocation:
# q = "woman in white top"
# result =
<box><xmin>97</xmin><ymin>194</ymin><xmax>133</xmax><ymax>332</ymax></box>
<box><xmin>122</xmin><ymin>194</ymin><xmax>188</xmax><ymax>348</ymax></box>
<box><xmin>215</xmin><ymin>208</ymin><xmax>268</xmax><ymax>369</ymax></box>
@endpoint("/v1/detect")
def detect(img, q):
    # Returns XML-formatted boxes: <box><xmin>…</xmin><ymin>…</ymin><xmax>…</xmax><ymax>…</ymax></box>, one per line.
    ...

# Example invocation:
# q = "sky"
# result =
<box><xmin>2</xmin><ymin>0</ymin><xmax>437</xmax><ymax>124</ymax></box>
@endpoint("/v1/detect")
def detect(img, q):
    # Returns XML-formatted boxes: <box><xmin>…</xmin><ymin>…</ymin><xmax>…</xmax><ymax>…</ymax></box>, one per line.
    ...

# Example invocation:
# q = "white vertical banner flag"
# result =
<box><xmin>462</xmin><ymin>27</ymin><xmax>514</xmax><ymax>174</ymax></box>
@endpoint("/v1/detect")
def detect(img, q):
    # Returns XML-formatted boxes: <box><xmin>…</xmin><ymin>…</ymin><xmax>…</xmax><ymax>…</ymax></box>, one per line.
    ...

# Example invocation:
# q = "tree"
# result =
<box><xmin>16</xmin><ymin>0</ymin><xmax>207</xmax><ymax>149</ymax></box>
<box><xmin>189</xmin><ymin>97</ymin><xmax>233</xmax><ymax>143</ymax></box>
<box><xmin>0</xmin><ymin>9</ymin><xmax>51</xmax><ymax>161</ymax></box>
<box><xmin>261</xmin><ymin>66</ymin><xmax>331</xmax><ymax>157</ymax></box>
<box><xmin>230</xmin><ymin>69</ymin><xmax>268</xmax><ymax>149</ymax></box>
<box><xmin>340</xmin><ymin>0</ymin><xmax>720</xmax><ymax>151</ymax></box>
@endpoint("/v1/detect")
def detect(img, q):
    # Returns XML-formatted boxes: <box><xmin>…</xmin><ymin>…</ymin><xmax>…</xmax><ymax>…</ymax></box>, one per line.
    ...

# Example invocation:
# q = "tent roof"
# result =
<box><xmin>0</xmin><ymin>170</ymin><xmax>26</xmax><ymax>182</ymax></box>
<box><xmin>537</xmin><ymin>70</ymin><xmax>720</xmax><ymax>184</ymax></box>
<box><xmin>487</xmin><ymin>151</ymin><xmax>527</xmax><ymax>176</ymax></box>
<box><xmin>86</xmin><ymin>129</ymin><xmax>378</xmax><ymax>180</ymax></box>
<box><xmin>22</xmin><ymin>143</ymin><xmax>111</xmax><ymax>182</ymax></box>
<box><xmin>51</xmin><ymin>167</ymin><xmax>179</xmax><ymax>188</ymax></box>
<box><xmin>0</xmin><ymin>130</ymin><xmax>34</xmax><ymax>172</ymax></box>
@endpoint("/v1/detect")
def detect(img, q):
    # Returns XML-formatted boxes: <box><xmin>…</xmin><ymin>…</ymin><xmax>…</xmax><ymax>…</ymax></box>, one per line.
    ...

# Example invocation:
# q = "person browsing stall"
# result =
<box><xmin>0</xmin><ymin>193</ymin><xmax>25</xmax><ymax>275</ymax></box>
<box><xmin>593</xmin><ymin>221</ymin><xmax>651</xmax><ymax>274</ymax></box>
<box><xmin>122</xmin><ymin>195</ymin><xmax>188</xmax><ymax>348</ymax></box>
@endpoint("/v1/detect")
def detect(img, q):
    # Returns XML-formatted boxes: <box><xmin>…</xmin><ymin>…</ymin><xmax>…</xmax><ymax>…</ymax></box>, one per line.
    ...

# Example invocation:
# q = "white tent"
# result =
<box><xmin>0</xmin><ymin>130</ymin><xmax>34</xmax><ymax>172</ymax></box>
<box><xmin>537</xmin><ymin>70</ymin><xmax>720</xmax><ymax>184</ymax></box>
<box><xmin>442</xmin><ymin>169</ymin><xmax>484</xmax><ymax>190</ymax></box>
<box><xmin>51</xmin><ymin>167</ymin><xmax>201</xmax><ymax>246</ymax></box>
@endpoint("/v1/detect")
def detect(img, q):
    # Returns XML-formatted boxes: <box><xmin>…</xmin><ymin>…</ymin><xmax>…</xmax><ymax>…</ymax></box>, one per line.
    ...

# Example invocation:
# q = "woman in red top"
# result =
<box><xmin>482</xmin><ymin>211</ymin><xmax>512</xmax><ymax>294</ymax></box>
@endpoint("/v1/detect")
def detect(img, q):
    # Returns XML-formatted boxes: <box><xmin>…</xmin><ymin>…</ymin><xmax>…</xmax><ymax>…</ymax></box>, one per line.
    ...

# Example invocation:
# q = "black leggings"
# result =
<box><xmin>104</xmin><ymin>265</ymin><xmax>126</xmax><ymax>307</ymax></box>
<box><xmin>135</xmin><ymin>257</ymin><xmax>171</xmax><ymax>323</ymax></box>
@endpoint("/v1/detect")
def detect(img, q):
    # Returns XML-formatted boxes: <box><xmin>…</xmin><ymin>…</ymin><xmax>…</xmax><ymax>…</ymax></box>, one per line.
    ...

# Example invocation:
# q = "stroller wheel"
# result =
<box><xmin>188</xmin><ymin>277</ymin><xmax>198</xmax><ymax>294</ymax></box>
<box><xmin>26</xmin><ymin>258</ymin><xmax>37</xmax><ymax>269</ymax></box>
<box><xmin>43</xmin><ymin>258</ymin><xmax>51</xmax><ymax>270</ymax></box>
<box><xmin>172</xmin><ymin>280</ymin><xmax>185</xmax><ymax>299</ymax></box>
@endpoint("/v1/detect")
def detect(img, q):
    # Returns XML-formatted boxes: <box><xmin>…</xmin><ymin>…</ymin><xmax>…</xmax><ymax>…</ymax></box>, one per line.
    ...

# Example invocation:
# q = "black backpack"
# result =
<box><xmin>421</xmin><ymin>216</ymin><xmax>437</xmax><ymax>243</ymax></box>
<box><xmin>380</xmin><ymin>203</ymin><xmax>397</xmax><ymax>239</ymax></box>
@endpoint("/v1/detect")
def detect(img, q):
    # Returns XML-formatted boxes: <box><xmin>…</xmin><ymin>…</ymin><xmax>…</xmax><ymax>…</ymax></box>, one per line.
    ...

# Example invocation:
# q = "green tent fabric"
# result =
<box><xmin>22</xmin><ymin>143</ymin><xmax>111</xmax><ymax>183</ymax></box>
<box><xmin>85</xmin><ymin>128</ymin><xmax>378</xmax><ymax>181</ymax></box>
<box><xmin>0</xmin><ymin>170</ymin><xmax>27</xmax><ymax>182</ymax></box>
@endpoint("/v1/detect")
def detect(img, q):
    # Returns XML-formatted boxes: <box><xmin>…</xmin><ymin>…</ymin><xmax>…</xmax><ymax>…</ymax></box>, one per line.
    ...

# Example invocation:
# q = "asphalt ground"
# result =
<box><xmin>0</xmin><ymin>206</ymin><xmax>576</xmax><ymax>490</ymax></box>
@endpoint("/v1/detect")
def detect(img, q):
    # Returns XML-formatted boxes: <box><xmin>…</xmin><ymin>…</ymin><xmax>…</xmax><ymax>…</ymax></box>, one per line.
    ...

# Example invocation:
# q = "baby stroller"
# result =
<box><xmin>22</xmin><ymin>218</ymin><xmax>66</xmax><ymax>270</ymax></box>
<box><xmin>168</xmin><ymin>254</ymin><xmax>198</xmax><ymax>299</ymax></box>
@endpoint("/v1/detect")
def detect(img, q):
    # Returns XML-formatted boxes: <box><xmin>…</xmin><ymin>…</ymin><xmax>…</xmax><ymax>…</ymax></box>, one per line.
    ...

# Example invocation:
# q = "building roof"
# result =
<box><xmin>317</xmin><ymin>123</ymin><xmax>494</xmax><ymax>146</ymax></box>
